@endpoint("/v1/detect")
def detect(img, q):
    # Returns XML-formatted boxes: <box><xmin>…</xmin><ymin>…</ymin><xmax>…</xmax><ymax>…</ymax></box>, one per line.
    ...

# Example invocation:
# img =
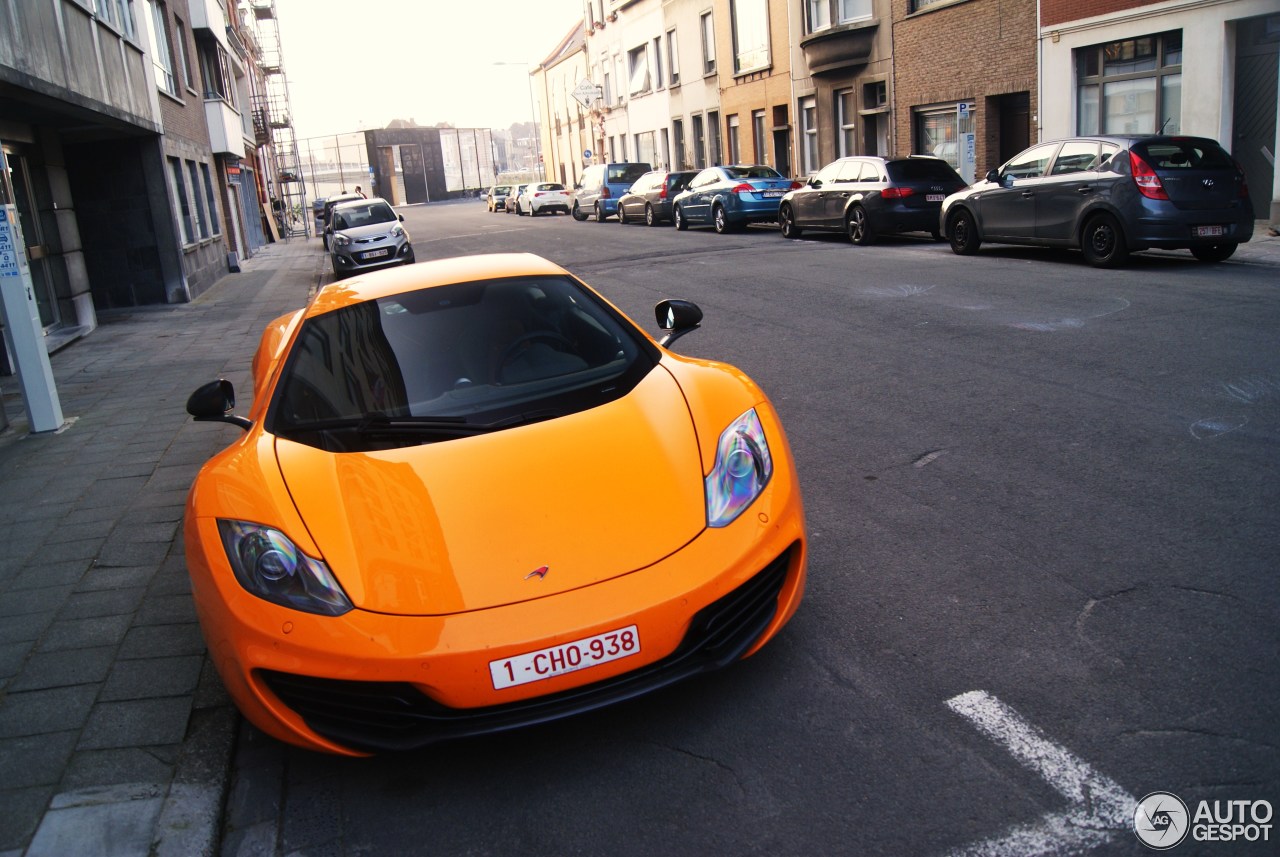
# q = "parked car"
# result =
<box><xmin>516</xmin><ymin>182</ymin><xmax>572</xmax><ymax>216</ymax></box>
<box><xmin>327</xmin><ymin>197</ymin><xmax>414</xmax><ymax>278</ymax></box>
<box><xmin>617</xmin><ymin>170</ymin><xmax>699</xmax><ymax>226</ymax></box>
<box><xmin>940</xmin><ymin>135</ymin><xmax>1253</xmax><ymax>267</ymax></box>
<box><xmin>672</xmin><ymin>165</ymin><xmax>801</xmax><ymax>234</ymax></box>
<box><xmin>487</xmin><ymin>185</ymin><xmax>513</xmax><ymax>212</ymax></box>
<box><xmin>182</xmin><ymin>252</ymin><xmax>807</xmax><ymax>754</ymax></box>
<box><xmin>320</xmin><ymin>192</ymin><xmax>364</xmax><ymax>250</ymax></box>
<box><xmin>573</xmin><ymin>162</ymin><xmax>652</xmax><ymax>222</ymax></box>
<box><xmin>505</xmin><ymin>184</ymin><xmax>529</xmax><ymax>215</ymax></box>
<box><xmin>778</xmin><ymin>156</ymin><xmax>967</xmax><ymax>244</ymax></box>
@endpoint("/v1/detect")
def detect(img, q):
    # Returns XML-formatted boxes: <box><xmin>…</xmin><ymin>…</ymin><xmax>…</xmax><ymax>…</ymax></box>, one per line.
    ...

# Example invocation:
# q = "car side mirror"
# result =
<box><xmin>808</xmin><ymin>178</ymin><xmax>822</xmax><ymax>188</ymax></box>
<box><xmin>187</xmin><ymin>379</ymin><xmax>251</xmax><ymax>430</ymax></box>
<box><xmin>655</xmin><ymin>299</ymin><xmax>703</xmax><ymax>348</ymax></box>
<box><xmin>985</xmin><ymin>169</ymin><xmax>1001</xmax><ymax>184</ymax></box>
<box><xmin>398</xmin><ymin>214</ymin><xmax>405</xmax><ymax>221</ymax></box>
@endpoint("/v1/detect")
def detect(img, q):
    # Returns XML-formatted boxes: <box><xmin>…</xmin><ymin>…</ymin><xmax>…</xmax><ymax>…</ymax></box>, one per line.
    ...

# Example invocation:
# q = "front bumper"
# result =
<box><xmin>185</xmin><ymin>460</ymin><xmax>806</xmax><ymax>754</ymax></box>
<box><xmin>331</xmin><ymin>240</ymin><xmax>414</xmax><ymax>274</ymax></box>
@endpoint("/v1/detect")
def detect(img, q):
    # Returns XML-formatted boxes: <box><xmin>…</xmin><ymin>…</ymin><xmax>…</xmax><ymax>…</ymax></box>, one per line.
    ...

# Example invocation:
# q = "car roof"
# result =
<box><xmin>306</xmin><ymin>253</ymin><xmax>569</xmax><ymax>317</ymax></box>
<box><xmin>331</xmin><ymin>196</ymin><xmax>389</xmax><ymax>211</ymax></box>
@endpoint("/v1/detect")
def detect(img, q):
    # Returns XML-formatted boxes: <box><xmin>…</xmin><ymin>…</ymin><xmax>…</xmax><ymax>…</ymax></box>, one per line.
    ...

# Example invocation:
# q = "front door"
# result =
<box><xmin>1233</xmin><ymin>14</ymin><xmax>1279</xmax><ymax>219</ymax></box>
<box><xmin>2</xmin><ymin>147</ymin><xmax>58</xmax><ymax>330</ymax></box>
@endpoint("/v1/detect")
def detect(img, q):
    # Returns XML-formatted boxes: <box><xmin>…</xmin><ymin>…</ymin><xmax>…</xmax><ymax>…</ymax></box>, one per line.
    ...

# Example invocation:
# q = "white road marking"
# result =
<box><xmin>943</xmin><ymin>690</ymin><xmax>1136</xmax><ymax>857</ymax></box>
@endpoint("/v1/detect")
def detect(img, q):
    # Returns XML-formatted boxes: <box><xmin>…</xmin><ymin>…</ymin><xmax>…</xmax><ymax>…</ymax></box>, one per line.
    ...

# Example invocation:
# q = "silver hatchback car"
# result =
<box><xmin>328</xmin><ymin>198</ymin><xmax>414</xmax><ymax>278</ymax></box>
<box><xmin>940</xmin><ymin>135</ymin><xmax>1253</xmax><ymax>267</ymax></box>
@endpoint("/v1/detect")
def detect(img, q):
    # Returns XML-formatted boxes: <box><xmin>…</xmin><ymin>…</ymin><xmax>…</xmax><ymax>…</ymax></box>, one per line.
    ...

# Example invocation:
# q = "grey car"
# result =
<box><xmin>487</xmin><ymin>184</ymin><xmax>513</xmax><ymax>212</ymax></box>
<box><xmin>940</xmin><ymin>135</ymin><xmax>1253</xmax><ymax>267</ymax></box>
<box><xmin>328</xmin><ymin>197</ymin><xmax>414</xmax><ymax>279</ymax></box>
<box><xmin>616</xmin><ymin>170</ymin><xmax>698</xmax><ymax>226</ymax></box>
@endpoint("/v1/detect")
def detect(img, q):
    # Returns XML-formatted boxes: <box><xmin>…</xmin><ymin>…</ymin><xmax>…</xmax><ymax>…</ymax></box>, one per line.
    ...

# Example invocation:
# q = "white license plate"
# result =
<box><xmin>926</xmin><ymin>194</ymin><xmax>945</xmax><ymax>202</ymax></box>
<box><xmin>490</xmin><ymin>625</ymin><xmax>640</xmax><ymax>689</ymax></box>
<box><xmin>361</xmin><ymin>248</ymin><xmax>390</xmax><ymax>259</ymax></box>
<box><xmin>1194</xmin><ymin>225</ymin><xmax>1225</xmax><ymax>238</ymax></box>
<box><xmin>763</xmin><ymin>190</ymin><xmax>785</xmax><ymax>198</ymax></box>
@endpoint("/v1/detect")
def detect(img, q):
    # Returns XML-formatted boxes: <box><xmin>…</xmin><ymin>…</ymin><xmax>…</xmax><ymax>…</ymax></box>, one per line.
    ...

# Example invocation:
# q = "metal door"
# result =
<box><xmin>2</xmin><ymin>147</ymin><xmax>57</xmax><ymax>330</ymax></box>
<box><xmin>1233</xmin><ymin>15</ymin><xmax>1279</xmax><ymax>219</ymax></box>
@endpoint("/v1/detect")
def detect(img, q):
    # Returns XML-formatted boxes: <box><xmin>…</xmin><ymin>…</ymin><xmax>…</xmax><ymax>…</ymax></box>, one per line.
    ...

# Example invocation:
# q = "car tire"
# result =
<box><xmin>779</xmin><ymin>204</ymin><xmax>802</xmax><ymax>239</ymax></box>
<box><xmin>645</xmin><ymin>204</ymin><xmax>658</xmax><ymax>227</ymax></box>
<box><xmin>847</xmin><ymin>206</ymin><xmax>875</xmax><ymax>246</ymax></box>
<box><xmin>947</xmin><ymin>209</ymin><xmax>981</xmax><ymax>256</ymax></box>
<box><xmin>572</xmin><ymin>203</ymin><xmax>586</xmax><ymax>222</ymax></box>
<box><xmin>618</xmin><ymin>205</ymin><xmax>628</xmax><ymax>224</ymax></box>
<box><xmin>674</xmin><ymin>205</ymin><xmax>688</xmax><ymax>231</ymax></box>
<box><xmin>595</xmin><ymin>204</ymin><xmax>607</xmax><ymax>223</ymax></box>
<box><xmin>713</xmin><ymin>205</ymin><xmax>731</xmax><ymax>235</ymax></box>
<box><xmin>1189</xmin><ymin>243</ymin><xmax>1237</xmax><ymax>263</ymax></box>
<box><xmin>1080</xmin><ymin>213</ymin><xmax>1129</xmax><ymax>268</ymax></box>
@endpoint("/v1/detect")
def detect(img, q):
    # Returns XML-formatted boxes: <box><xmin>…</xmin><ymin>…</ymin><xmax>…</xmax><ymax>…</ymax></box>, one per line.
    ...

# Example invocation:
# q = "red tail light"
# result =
<box><xmin>789</xmin><ymin>181</ymin><xmax>803</xmax><ymax>189</ymax></box>
<box><xmin>601</xmin><ymin>187</ymin><xmax>611</xmax><ymax>199</ymax></box>
<box><xmin>659</xmin><ymin>186</ymin><xmax>668</xmax><ymax>199</ymax></box>
<box><xmin>731</xmin><ymin>183</ymin><xmax>756</xmax><ymax>194</ymax></box>
<box><xmin>880</xmin><ymin>187</ymin><xmax>914</xmax><ymax>199</ymax></box>
<box><xmin>1129</xmin><ymin>151</ymin><xmax>1169</xmax><ymax>200</ymax></box>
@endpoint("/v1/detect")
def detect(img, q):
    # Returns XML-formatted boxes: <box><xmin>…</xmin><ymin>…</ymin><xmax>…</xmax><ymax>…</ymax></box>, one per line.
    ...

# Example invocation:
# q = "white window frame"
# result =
<box><xmin>667</xmin><ymin>28</ymin><xmax>680</xmax><ymax>85</ymax></box>
<box><xmin>731</xmin><ymin>0</ymin><xmax>770</xmax><ymax>75</ymax></box>
<box><xmin>799</xmin><ymin>95</ymin><xmax>819</xmax><ymax>175</ymax></box>
<box><xmin>836</xmin><ymin>88</ymin><xmax>856</xmax><ymax>157</ymax></box>
<box><xmin>700</xmin><ymin>11</ymin><xmax>716</xmax><ymax>76</ymax></box>
<box><xmin>148</xmin><ymin>1</ymin><xmax>177</xmax><ymax>96</ymax></box>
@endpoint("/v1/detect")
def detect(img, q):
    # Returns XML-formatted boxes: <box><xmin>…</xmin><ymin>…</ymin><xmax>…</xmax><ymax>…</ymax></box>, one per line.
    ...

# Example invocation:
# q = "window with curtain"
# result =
<box><xmin>732</xmin><ymin>0</ymin><xmax>770</xmax><ymax>74</ymax></box>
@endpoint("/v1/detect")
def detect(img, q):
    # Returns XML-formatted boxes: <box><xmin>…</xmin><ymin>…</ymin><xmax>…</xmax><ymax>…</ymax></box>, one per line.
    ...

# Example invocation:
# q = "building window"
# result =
<box><xmin>731</xmin><ymin>0</ymin><xmax>769</xmax><ymax>74</ymax></box>
<box><xmin>727</xmin><ymin>114</ymin><xmax>741</xmax><ymax>164</ymax></box>
<box><xmin>602</xmin><ymin>67</ymin><xmax>612</xmax><ymax>106</ymax></box>
<box><xmin>673</xmin><ymin>118</ymin><xmax>686</xmax><ymax>168</ymax></box>
<box><xmin>628</xmin><ymin>45</ymin><xmax>650</xmax><ymax>96</ymax></box>
<box><xmin>751</xmin><ymin>110</ymin><xmax>768</xmax><ymax>164</ymax></box>
<box><xmin>653</xmin><ymin>37</ymin><xmax>664</xmax><ymax>89</ymax></box>
<box><xmin>808</xmin><ymin>0</ymin><xmax>831</xmax><ymax>31</ymax></box>
<box><xmin>799</xmin><ymin>96</ymin><xmax>818</xmax><ymax>174</ymax></box>
<box><xmin>915</xmin><ymin>106</ymin><xmax>960</xmax><ymax>167</ymax></box>
<box><xmin>667</xmin><ymin>28</ymin><xmax>680</xmax><ymax>85</ymax></box>
<box><xmin>835</xmin><ymin>89</ymin><xmax>856</xmax><ymax>157</ymax></box>
<box><xmin>692</xmin><ymin>114</ymin><xmax>706</xmax><ymax>168</ymax></box>
<box><xmin>149</xmin><ymin>2</ymin><xmax>177</xmax><ymax>96</ymax></box>
<box><xmin>98</xmin><ymin>0</ymin><xmax>137</xmax><ymax>40</ymax></box>
<box><xmin>911</xmin><ymin>0</ymin><xmax>949</xmax><ymax>11</ymax></box>
<box><xmin>168</xmin><ymin>156</ymin><xmax>194</xmax><ymax>244</ymax></box>
<box><xmin>1077</xmin><ymin>31</ymin><xmax>1182</xmax><ymax>135</ymax></box>
<box><xmin>200</xmin><ymin>163</ymin><xmax>220</xmax><ymax>235</ymax></box>
<box><xmin>708</xmin><ymin>110</ymin><xmax>722</xmax><ymax>165</ymax></box>
<box><xmin>660</xmin><ymin>128</ymin><xmax>671</xmax><ymax>169</ymax></box>
<box><xmin>700</xmin><ymin>12</ymin><xmax>716</xmax><ymax>75</ymax></box>
<box><xmin>198</xmin><ymin>38</ymin><xmax>232</xmax><ymax>101</ymax></box>
<box><xmin>186</xmin><ymin>160</ymin><xmax>209</xmax><ymax>239</ymax></box>
<box><xmin>809</xmin><ymin>0</ymin><xmax>871</xmax><ymax>32</ymax></box>
<box><xmin>173</xmin><ymin>18</ymin><xmax>193</xmax><ymax>91</ymax></box>
<box><xmin>635</xmin><ymin>131</ymin><xmax>656</xmax><ymax>165</ymax></box>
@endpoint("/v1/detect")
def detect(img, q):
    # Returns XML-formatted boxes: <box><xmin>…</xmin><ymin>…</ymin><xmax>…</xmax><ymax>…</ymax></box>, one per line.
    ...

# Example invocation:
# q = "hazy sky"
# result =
<box><xmin>273</xmin><ymin>0</ymin><xmax>585</xmax><ymax>143</ymax></box>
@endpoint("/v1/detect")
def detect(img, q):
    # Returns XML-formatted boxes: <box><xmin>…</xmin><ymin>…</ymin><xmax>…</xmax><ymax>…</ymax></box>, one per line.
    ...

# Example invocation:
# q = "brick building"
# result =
<box><xmin>891</xmin><ymin>0</ymin><xmax>1037</xmax><ymax>183</ymax></box>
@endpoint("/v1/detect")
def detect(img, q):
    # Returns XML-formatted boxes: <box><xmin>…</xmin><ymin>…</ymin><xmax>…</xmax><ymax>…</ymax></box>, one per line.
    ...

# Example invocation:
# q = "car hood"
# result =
<box><xmin>335</xmin><ymin>221</ymin><xmax>402</xmax><ymax>241</ymax></box>
<box><xmin>273</xmin><ymin>367</ymin><xmax>707</xmax><ymax>616</ymax></box>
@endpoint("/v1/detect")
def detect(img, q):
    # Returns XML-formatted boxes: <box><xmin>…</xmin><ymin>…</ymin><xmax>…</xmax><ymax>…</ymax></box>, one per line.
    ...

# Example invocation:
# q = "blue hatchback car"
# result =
<box><xmin>672</xmin><ymin>165</ymin><xmax>800</xmax><ymax>233</ymax></box>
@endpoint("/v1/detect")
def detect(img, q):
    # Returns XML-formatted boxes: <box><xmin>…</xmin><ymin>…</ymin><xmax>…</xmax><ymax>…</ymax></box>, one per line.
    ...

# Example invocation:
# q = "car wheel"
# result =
<box><xmin>618</xmin><ymin>205</ymin><xmax>628</xmax><ymax>224</ymax></box>
<box><xmin>847</xmin><ymin>206</ymin><xmax>875</xmax><ymax>245</ymax></box>
<box><xmin>572</xmin><ymin>203</ymin><xmax>586</xmax><ymax>222</ymax></box>
<box><xmin>1189</xmin><ymin>243</ymin><xmax>1237</xmax><ymax>263</ymax></box>
<box><xmin>674</xmin><ymin>205</ymin><xmax>688</xmax><ymax>231</ymax></box>
<box><xmin>595</xmin><ymin>204</ymin><xmax>607</xmax><ymax>223</ymax></box>
<box><xmin>713</xmin><ymin>205</ymin><xmax>730</xmax><ymax>234</ymax></box>
<box><xmin>779</xmin><ymin>204</ymin><xmax>802</xmax><ymax>239</ymax></box>
<box><xmin>643</xmin><ymin>204</ymin><xmax>656</xmax><ymax>227</ymax></box>
<box><xmin>947</xmin><ymin>209</ymin><xmax>981</xmax><ymax>256</ymax></box>
<box><xmin>1080</xmin><ymin>213</ymin><xmax>1129</xmax><ymax>268</ymax></box>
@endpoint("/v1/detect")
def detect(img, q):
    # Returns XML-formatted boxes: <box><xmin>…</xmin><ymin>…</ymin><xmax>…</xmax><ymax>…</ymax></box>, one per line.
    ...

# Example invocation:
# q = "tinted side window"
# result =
<box><xmin>1003</xmin><ymin>143</ymin><xmax>1059</xmax><ymax>180</ymax></box>
<box><xmin>858</xmin><ymin>162</ymin><xmax>883</xmax><ymax>182</ymax></box>
<box><xmin>887</xmin><ymin>160</ymin><xmax>964</xmax><ymax>183</ymax></box>
<box><xmin>1134</xmin><ymin>139</ymin><xmax>1234</xmax><ymax>169</ymax></box>
<box><xmin>814</xmin><ymin>161</ymin><xmax>845</xmax><ymax>183</ymax></box>
<box><xmin>1049</xmin><ymin>142</ymin><xmax>1101</xmax><ymax>176</ymax></box>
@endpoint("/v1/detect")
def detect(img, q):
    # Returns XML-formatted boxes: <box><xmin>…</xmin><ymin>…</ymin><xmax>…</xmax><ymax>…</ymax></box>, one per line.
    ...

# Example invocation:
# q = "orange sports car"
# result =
<box><xmin>183</xmin><ymin>253</ymin><xmax>806</xmax><ymax>755</ymax></box>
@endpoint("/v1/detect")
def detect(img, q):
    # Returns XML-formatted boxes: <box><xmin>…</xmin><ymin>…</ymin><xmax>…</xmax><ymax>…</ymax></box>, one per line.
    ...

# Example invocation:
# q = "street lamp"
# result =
<box><xmin>493</xmin><ymin>61</ymin><xmax>544</xmax><ymax>181</ymax></box>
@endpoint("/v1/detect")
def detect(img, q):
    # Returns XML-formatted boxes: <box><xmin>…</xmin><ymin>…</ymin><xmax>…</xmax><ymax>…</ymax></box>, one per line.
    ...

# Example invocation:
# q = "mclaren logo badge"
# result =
<box><xmin>525</xmin><ymin>565</ymin><xmax>550</xmax><ymax>580</ymax></box>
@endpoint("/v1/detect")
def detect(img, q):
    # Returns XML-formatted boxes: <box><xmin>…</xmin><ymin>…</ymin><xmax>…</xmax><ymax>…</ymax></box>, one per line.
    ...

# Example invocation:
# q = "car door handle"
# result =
<box><xmin>1076</xmin><ymin>186</ymin><xmax>1093</xmax><ymax>194</ymax></box>
<box><xmin>1020</xmin><ymin>191</ymin><xmax>1035</xmax><ymax>198</ymax></box>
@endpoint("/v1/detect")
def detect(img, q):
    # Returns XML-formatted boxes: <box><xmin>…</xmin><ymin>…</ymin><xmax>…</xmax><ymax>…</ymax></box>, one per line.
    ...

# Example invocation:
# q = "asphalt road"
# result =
<box><xmin>231</xmin><ymin>201</ymin><xmax>1280</xmax><ymax>856</ymax></box>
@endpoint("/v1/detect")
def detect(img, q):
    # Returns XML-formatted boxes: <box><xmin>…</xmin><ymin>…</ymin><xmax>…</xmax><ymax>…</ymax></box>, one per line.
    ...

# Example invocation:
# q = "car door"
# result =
<box><xmin>793</xmin><ymin>161</ymin><xmax>842</xmax><ymax>227</ymax></box>
<box><xmin>683</xmin><ymin>169</ymin><xmax>719</xmax><ymax>223</ymax></box>
<box><xmin>976</xmin><ymin>142</ymin><xmax>1059</xmax><ymax>240</ymax></box>
<box><xmin>822</xmin><ymin>160</ymin><xmax>862</xmax><ymax>228</ymax></box>
<box><xmin>1034</xmin><ymin>141</ymin><xmax>1116</xmax><ymax>241</ymax></box>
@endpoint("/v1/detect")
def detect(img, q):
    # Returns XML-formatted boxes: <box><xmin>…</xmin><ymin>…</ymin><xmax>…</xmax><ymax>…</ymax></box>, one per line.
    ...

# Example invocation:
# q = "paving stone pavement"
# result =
<box><xmin>0</xmin><ymin>238</ymin><xmax>325</xmax><ymax>857</ymax></box>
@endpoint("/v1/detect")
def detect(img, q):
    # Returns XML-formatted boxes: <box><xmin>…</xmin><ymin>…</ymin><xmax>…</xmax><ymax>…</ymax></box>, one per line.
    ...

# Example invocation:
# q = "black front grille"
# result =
<box><xmin>260</xmin><ymin>543</ymin><xmax>797</xmax><ymax>753</ymax></box>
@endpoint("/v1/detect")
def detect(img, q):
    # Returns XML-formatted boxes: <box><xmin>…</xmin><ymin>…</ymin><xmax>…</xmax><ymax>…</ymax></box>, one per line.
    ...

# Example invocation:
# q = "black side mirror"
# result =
<box><xmin>809</xmin><ymin>178</ymin><xmax>822</xmax><ymax>188</ymax></box>
<box><xmin>655</xmin><ymin>299</ymin><xmax>703</xmax><ymax>348</ymax></box>
<box><xmin>985</xmin><ymin>169</ymin><xmax>1001</xmax><ymax>184</ymax></box>
<box><xmin>398</xmin><ymin>214</ymin><xmax>405</xmax><ymax>221</ymax></box>
<box><xmin>187</xmin><ymin>379</ymin><xmax>251</xmax><ymax>430</ymax></box>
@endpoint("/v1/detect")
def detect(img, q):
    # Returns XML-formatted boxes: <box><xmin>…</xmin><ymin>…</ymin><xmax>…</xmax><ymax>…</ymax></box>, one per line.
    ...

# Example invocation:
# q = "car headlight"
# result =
<box><xmin>705</xmin><ymin>408</ymin><xmax>773</xmax><ymax>528</ymax></box>
<box><xmin>217</xmin><ymin>520</ymin><xmax>352</xmax><ymax>616</ymax></box>
<box><xmin>333</xmin><ymin>233</ymin><xmax>351</xmax><ymax>247</ymax></box>
<box><xmin>391</xmin><ymin>225</ymin><xmax>405</xmax><ymax>238</ymax></box>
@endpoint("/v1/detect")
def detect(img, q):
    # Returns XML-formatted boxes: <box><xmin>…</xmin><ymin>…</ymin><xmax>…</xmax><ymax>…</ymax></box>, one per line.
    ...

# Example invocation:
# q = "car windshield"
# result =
<box><xmin>887</xmin><ymin>160</ymin><xmax>964</xmax><ymax>182</ymax></box>
<box><xmin>724</xmin><ymin>166</ymin><xmax>783</xmax><ymax>180</ymax></box>
<box><xmin>268</xmin><ymin>276</ymin><xmax>657</xmax><ymax>451</ymax></box>
<box><xmin>331</xmin><ymin>202</ymin><xmax>396</xmax><ymax>229</ymax></box>
<box><xmin>608</xmin><ymin>164</ymin><xmax>651</xmax><ymax>184</ymax></box>
<box><xmin>537</xmin><ymin>183</ymin><xmax>565</xmax><ymax>191</ymax></box>
<box><xmin>494</xmin><ymin>186</ymin><xmax>511</xmax><ymax>193</ymax></box>
<box><xmin>1133</xmin><ymin>139</ymin><xmax>1234</xmax><ymax>170</ymax></box>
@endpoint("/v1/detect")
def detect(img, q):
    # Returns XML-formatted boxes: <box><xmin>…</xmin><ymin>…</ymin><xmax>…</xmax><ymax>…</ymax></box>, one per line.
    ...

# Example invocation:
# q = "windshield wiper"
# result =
<box><xmin>282</xmin><ymin>410</ymin><xmax>561</xmax><ymax>438</ymax></box>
